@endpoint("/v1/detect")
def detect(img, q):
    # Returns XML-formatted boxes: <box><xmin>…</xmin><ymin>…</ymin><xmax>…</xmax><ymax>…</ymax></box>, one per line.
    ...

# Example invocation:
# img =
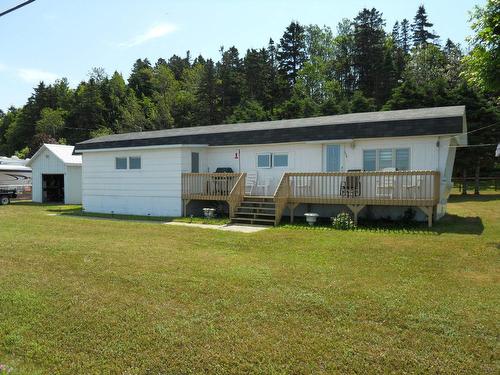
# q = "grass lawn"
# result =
<box><xmin>0</xmin><ymin>195</ymin><xmax>498</xmax><ymax>374</ymax></box>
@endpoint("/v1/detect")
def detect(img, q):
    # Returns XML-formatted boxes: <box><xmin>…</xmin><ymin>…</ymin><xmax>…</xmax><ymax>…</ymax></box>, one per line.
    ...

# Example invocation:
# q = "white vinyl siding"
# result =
<box><xmin>82</xmin><ymin>148</ymin><xmax>183</xmax><ymax>216</ymax></box>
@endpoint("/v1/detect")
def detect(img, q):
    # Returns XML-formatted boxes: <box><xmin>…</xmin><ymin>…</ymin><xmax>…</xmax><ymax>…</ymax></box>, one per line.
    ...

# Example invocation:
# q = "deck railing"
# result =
<box><xmin>273</xmin><ymin>173</ymin><xmax>290</xmax><ymax>225</ymax></box>
<box><xmin>182</xmin><ymin>173</ymin><xmax>243</xmax><ymax>200</ymax></box>
<box><xmin>284</xmin><ymin>170</ymin><xmax>440</xmax><ymax>206</ymax></box>
<box><xmin>227</xmin><ymin>173</ymin><xmax>247</xmax><ymax>217</ymax></box>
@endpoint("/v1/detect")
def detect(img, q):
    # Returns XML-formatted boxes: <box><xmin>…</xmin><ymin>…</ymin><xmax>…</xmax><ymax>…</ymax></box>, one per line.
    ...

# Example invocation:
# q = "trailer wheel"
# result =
<box><xmin>0</xmin><ymin>196</ymin><xmax>10</xmax><ymax>205</ymax></box>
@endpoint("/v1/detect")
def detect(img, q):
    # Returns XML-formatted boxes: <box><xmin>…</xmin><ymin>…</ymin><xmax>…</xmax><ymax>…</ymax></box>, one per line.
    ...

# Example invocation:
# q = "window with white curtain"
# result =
<box><xmin>363</xmin><ymin>148</ymin><xmax>410</xmax><ymax>170</ymax></box>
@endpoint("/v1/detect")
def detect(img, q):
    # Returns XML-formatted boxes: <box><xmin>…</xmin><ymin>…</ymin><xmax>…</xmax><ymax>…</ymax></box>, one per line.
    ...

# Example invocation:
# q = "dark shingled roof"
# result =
<box><xmin>75</xmin><ymin>106</ymin><xmax>466</xmax><ymax>152</ymax></box>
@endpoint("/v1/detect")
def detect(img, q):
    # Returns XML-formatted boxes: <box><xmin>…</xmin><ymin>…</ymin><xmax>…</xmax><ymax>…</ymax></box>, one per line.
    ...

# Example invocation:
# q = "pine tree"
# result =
<box><xmin>352</xmin><ymin>8</ymin><xmax>387</xmax><ymax>104</ymax></box>
<box><xmin>197</xmin><ymin>59</ymin><xmax>219</xmax><ymax>125</ymax></box>
<box><xmin>392</xmin><ymin>21</ymin><xmax>400</xmax><ymax>46</ymax></box>
<box><xmin>217</xmin><ymin>46</ymin><xmax>243</xmax><ymax>121</ymax></box>
<box><xmin>332</xmin><ymin>19</ymin><xmax>356</xmax><ymax>96</ymax></box>
<box><xmin>277</xmin><ymin>21</ymin><xmax>307</xmax><ymax>86</ymax></box>
<box><xmin>411</xmin><ymin>5</ymin><xmax>439</xmax><ymax>47</ymax></box>
<box><xmin>128</xmin><ymin>59</ymin><xmax>154</xmax><ymax>98</ymax></box>
<box><xmin>400</xmin><ymin>19</ymin><xmax>411</xmax><ymax>54</ymax></box>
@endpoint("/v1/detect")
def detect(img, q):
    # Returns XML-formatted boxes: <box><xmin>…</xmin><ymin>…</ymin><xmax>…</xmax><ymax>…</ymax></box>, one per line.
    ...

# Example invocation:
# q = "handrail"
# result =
<box><xmin>227</xmin><ymin>173</ymin><xmax>246</xmax><ymax>218</ymax></box>
<box><xmin>273</xmin><ymin>173</ymin><xmax>290</xmax><ymax>225</ymax></box>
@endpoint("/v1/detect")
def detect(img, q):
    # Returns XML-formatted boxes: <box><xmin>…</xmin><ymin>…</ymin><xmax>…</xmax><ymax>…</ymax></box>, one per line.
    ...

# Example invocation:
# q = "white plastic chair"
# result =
<box><xmin>257</xmin><ymin>177</ymin><xmax>271</xmax><ymax>196</ymax></box>
<box><xmin>403</xmin><ymin>175</ymin><xmax>423</xmax><ymax>199</ymax></box>
<box><xmin>376</xmin><ymin>167</ymin><xmax>396</xmax><ymax>198</ymax></box>
<box><xmin>245</xmin><ymin>172</ymin><xmax>258</xmax><ymax>195</ymax></box>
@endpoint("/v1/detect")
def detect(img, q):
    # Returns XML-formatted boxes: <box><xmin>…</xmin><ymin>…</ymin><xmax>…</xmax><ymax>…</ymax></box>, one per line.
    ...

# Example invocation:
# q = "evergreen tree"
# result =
<box><xmin>243</xmin><ymin>48</ymin><xmax>271</xmax><ymax>105</ymax></box>
<box><xmin>332</xmin><ymin>19</ymin><xmax>356</xmax><ymax>96</ymax></box>
<box><xmin>197</xmin><ymin>59</ymin><xmax>219</xmax><ymax>125</ymax></box>
<box><xmin>277</xmin><ymin>21</ymin><xmax>307</xmax><ymax>86</ymax></box>
<box><xmin>128</xmin><ymin>59</ymin><xmax>154</xmax><ymax>98</ymax></box>
<box><xmin>352</xmin><ymin>8</ymin><xmax>387</xmax><ymax>104</ymax></box>
<box><xmin>217</xmin><ymin>46</ymin><xmax>243</xmax><ymax>121</ymax></box>
<box><xmin>400</xmin><ymin>18</ymin><xmax>411</xmax><ymax>54</ymax></box>
<box><xmin>411</xmin><ymin>5</ymin><xmax>439</xmax><ymax>47</ymax></box>
<box><xmin>392</xmin><ymin>21</ymin><xmax>400</xmax><ymax>46</ymax></box>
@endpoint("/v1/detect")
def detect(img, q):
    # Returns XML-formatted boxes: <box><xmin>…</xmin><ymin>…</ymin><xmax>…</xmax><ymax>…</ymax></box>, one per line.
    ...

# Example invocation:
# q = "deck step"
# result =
<box><xmin>240</xmin><ymin>201</ymin><xmax>276</xmax><ymax>207</ymax></box>
<box><xmin>236</xmin><ymin>207</ymin><xmax>276</xmax><ymax>214</ymax></box>
<box><xmin>231</xmin><ymin>196</ymin><xmax>277</xmax><ymax>226</ymax></box>
<box><xmin>231</xmin><ymin>217</ymin><xmax>275</xmax><ymax>226</ymax></box>
<box><xmin>234</xmin><ymin>212</ymin><xmax>276</xmax><ymax>218</ymax></box>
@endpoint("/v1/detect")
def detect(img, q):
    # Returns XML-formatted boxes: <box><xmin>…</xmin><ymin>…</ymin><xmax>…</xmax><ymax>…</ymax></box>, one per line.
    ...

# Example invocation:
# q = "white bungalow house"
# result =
<box><xmin>27</xmin><ymin>144</ymin><xmax>82</xmax><ymax>204</ymax></box>
<box><xmin>74</xmin><ymin>106</ymin><xmax>467</xmax><ymax>226</ymax></box>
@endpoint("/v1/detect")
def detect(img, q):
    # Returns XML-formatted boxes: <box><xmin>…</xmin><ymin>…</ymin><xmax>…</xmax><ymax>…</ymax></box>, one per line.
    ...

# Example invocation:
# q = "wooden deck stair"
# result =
<box><xmin>231</xmin><ymin>196</ymin><xmax>276</xmax><ymax>226</ymax></box>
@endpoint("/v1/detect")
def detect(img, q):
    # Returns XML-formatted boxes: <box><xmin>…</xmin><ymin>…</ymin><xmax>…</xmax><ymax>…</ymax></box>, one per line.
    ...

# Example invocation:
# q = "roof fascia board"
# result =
<box><xmin>77</xmin><ymin>144</ymin><xmax>209</xmax><ymax>153</ymax></box>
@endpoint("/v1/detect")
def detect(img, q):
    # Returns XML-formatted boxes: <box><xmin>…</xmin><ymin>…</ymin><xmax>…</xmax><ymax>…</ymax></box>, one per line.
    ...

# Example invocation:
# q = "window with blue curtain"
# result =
<box><xmin>363</xmin><ymin>150</ymin><xmax>376</xmax><ymax>171</ymax></box>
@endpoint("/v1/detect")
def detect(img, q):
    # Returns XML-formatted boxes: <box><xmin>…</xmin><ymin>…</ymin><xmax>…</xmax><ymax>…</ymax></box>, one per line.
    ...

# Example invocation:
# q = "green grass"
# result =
<box><xmin>0</xmin><ymin>195</ymin><xmax>499</xmax><ymax>374</ymax></box>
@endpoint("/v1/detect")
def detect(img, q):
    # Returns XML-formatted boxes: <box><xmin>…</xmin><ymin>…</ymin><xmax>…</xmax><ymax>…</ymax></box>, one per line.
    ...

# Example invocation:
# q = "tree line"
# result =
<box><xmin>0</xmin><ymin>3</ymin><xmax>498</xmax><ymax>177</ymax></box>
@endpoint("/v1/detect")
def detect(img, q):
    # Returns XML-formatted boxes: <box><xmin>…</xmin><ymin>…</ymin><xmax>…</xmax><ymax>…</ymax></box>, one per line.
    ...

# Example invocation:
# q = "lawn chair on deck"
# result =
<box><xmin>340</xmin><ymin>170</ymin><xmax>361</xmax><ymax>197</ymax></box>
<box><xmin>245</xmin><ymin>172</ymin><xmax>258</xmax><ymax>195</ymax></box>
<box><xmin>376</xmin><ymin>167</ymin><xmax>396</xmax><ymax>198</ymax></box>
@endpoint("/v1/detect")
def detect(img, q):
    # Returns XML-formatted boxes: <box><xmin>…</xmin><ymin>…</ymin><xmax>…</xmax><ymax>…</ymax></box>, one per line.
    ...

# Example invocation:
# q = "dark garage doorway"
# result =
<box><xmin>42</xmin><ymin>174</ymin><xmax>64</xmax><ymax>203</ymax></box>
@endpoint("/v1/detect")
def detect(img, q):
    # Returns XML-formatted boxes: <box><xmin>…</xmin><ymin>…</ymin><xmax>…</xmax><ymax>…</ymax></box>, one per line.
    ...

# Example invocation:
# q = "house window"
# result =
<box><xmin>273</xmin><ymin>153</ymin><xmax>288</xmax><ymax>168</ymax></box>
<box><xmin>257</xmin><ymin>153</ymin><xmax>272</xmax><ymax>168</ymax></box>
<box><xmin>395</xmin><ymin>149</ymin><xmax>410</xmax><ymax>170</ymax></box>
<box><xmin>378</xmin><ymin>149</ymin><xmax>393</xmax><ymax>170</ymax></box>
<box><xmin>363</xmin><ymin>148</ymin><xmax>410</xmax><ymax>170</ymax></box>
<box><xmin>129</xmin><ymin>156</ymin><xmax>141</xmax><ymax>169</ymax></box>
<box><xmin>363</xmin><ymin>150</ymin><xmax>376</xmax><ymax>171</ymax></box>
<box><xmin>115</xmin><ymin>157</ymin><xmax>127</xmax><ymax>170</ymax></box>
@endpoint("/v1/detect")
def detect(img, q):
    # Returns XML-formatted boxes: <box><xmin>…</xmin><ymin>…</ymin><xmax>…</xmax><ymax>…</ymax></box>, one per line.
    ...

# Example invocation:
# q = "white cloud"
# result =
<box><xmin>17</xmin><ymin>68</ymin><xmax>58</xmax><ymax>83</ymax></box>
<box><xmin>119</xmin><ymin>23</ymin><xmax>177</xmax><ymax>47</ymax></box>
<box><xmin>0</xmin><ymin>63</ymin><xmax>6</xmax><ymax>71</ymax></box>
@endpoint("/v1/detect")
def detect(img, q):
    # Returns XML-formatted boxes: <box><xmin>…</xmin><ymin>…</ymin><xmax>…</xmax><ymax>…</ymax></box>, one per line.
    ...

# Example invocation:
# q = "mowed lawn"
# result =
<box><xmin>0</xmin><ymin>196</ymin><xmax>499</xmax><ymax>374</ymax></box>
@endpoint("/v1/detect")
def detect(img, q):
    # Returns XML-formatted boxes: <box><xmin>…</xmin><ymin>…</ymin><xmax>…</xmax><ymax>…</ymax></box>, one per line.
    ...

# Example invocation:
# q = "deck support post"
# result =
<box><xmin>288</xmin><ymin>203</ymin><xmax>299</xmax><ymax>223</ymax></box>
<box><xmin>182</xmin><ymin>199</ymin><xmax>191</xmax><ymax>217</ymax></box>
<box><xmin>419</xmin><ymin>206</ymin><xmax>434</xmax><ymax>228</ymax></box>
<box><xmin>347</xmin><ymin>204</ymin><xmax>365</xmax><ymax>226</ymax></box>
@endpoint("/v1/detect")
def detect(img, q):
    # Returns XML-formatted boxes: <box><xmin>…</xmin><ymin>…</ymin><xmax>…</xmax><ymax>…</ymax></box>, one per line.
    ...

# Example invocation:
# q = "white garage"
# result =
<box><xmin>27</xmin><ymin>144</ymin><xmax>82</xmax><ymax>204</ymax></box>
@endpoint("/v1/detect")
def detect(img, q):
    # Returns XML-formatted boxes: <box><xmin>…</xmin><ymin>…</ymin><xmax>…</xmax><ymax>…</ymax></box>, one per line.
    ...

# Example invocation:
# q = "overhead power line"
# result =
<box><xmin>0</xmin><ymin>0</ymin><xmax>36</xmax><ymax>18</ymax></box>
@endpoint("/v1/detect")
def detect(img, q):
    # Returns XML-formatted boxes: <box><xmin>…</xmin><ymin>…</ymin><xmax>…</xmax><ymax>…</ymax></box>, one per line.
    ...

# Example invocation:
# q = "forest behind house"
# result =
<box><xmin>0</xmin><ymin>3</ymin><xmax>498</xmax><ymax>179</ymax></box>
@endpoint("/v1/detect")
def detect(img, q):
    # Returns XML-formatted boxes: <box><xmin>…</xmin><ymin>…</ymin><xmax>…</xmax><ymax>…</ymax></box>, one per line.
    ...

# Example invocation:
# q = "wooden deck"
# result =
<box><xmin>182</xmin><ymin>170</ymin><xmax>441</xmax><ymax>227</ymax></box>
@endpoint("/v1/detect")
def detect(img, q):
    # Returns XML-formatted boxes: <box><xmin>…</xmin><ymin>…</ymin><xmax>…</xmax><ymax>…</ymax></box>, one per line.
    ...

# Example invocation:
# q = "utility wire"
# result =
<box><xmin>0</xmin><ymin>0</ymin><xmax>36</xmax><ymax>18</ymax></box>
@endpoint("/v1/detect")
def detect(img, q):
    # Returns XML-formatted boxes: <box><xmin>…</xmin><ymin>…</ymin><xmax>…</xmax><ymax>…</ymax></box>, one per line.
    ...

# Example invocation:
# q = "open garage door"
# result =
<box><xmin>42</xmin><ymin>174</ymin><xmax>64</xmax><ymax>203</ymax></box>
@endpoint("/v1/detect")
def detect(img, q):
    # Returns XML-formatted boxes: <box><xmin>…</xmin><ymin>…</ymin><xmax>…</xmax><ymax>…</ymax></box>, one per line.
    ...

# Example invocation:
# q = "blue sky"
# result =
<box><xmin>0</xmin><ymin>0</ymin><xmax>484</xmax><ymax>112</ymax></box>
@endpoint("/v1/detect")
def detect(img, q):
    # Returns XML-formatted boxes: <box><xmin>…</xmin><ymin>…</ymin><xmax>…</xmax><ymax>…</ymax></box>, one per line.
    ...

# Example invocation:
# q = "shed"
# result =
<box><xmin>27</xmin><ymin>144</ymin><xmax>82</xmax><ymax>204</ymax></box>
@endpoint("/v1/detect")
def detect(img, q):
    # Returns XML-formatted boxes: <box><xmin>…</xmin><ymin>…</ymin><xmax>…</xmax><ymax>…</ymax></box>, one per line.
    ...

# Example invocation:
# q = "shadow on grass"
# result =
<box><xmin>448</xmin><ymin>193</ymin><xmax>500</xmax><ymax>203</ymax></box>
<box><xmin>278</xmin><ymin>213</ymin><xmax>484</xmax><ymax>235</ymax></box>
<box><xmin>46</xmin><ymin>207</ymin><xmax>231</xmax><ymax>225</ymax></box>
